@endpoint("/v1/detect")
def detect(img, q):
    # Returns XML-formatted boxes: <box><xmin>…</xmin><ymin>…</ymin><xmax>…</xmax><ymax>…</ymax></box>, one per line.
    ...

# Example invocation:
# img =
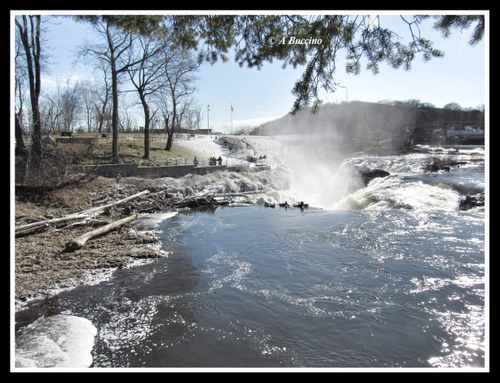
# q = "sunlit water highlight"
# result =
<box><xmin>18</xmin><ymin>205</ymin><xmax>485</xmax><ymax>368</ymax></box>
<box><xmin>15</xmin><ymin>145</ymin><xmax>486</xmax><ymax>369</ymax></box>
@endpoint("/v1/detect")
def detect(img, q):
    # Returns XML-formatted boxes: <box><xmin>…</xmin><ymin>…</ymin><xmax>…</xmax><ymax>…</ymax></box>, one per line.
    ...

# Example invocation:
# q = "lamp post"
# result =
<box><xmin>338</xmin><ymin>84</ymin><xmax>348</xmax><ymax>103</ymax></box>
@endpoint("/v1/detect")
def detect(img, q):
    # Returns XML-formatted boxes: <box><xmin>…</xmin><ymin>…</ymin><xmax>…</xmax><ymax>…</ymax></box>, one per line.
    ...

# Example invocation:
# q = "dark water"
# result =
<box><xmin>18</xmin><ymin>204</ymin><xmax>485</xmax><ymax>368</ymax></box>
<box><xmin>15</xmin><ymin>146</ymin><xmax>487</xmax><ymax>369</ymax></box>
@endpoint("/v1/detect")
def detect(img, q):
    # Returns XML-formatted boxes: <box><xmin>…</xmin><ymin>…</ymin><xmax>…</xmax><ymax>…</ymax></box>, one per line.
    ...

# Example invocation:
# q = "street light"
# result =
<box><xmin>338</xmin><ymin>84</ymin><xmax>348</xmax><ymax>103</ymax></box>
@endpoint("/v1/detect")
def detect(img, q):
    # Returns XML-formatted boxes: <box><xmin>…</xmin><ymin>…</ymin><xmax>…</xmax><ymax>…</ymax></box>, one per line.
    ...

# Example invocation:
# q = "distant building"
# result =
<box><xmin>446</xmin><ymin>126</ymin><xmax>484</xmax><ymax>144</ymax></box>
<box><xmin>447</xmin><ymin>126</ymin><xmax>484</xmax><ymax>138</ymax></box>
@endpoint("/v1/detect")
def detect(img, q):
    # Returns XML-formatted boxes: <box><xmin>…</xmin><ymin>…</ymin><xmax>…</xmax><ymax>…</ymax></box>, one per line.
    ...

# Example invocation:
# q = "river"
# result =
<box><xmin>14</xmin><ymin>144</ymin><xmax>487</xmax><ymax>370</ymax></box>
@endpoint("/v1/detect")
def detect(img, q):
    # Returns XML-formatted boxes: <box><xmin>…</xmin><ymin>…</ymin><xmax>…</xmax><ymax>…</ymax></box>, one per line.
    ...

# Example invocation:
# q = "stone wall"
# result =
<box><xmin>81</xmin><ymin>163</ymin><xmax>230</xmax><ymax>179</ymax></box>
<box><xmin>55</xmin><ymin>137</ymin><xmax>107</xmax><ymax>144</ymax></box>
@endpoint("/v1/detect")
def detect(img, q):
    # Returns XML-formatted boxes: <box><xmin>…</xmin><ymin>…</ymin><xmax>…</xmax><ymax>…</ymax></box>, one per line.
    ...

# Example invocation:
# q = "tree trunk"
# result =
<box><xmin>15</xmin><ymin>113</ymin><xmax>26</xmax><ymax>155</ymax></box>
<box><xmin>16</xmin><ymin>15</ymin><xmax>42</xmax><ymax>158</ymax></box>
<box><xmin>165</xmin><ymin>100</ymin><xmax>176</xmax><ymax>152</ymax></box>
<box><xmin>15</xmin><ymin>190</ymin><xmax>150</xmax><ymax>235</ymax></box>
<box><xmin>165</xmin><ymin>131</ymin><xmax>174</xmax><ymax>151</ymax></box>
<box><xmin>31</xmin><ymin>16</ymin><xmax>42</xmax><ymax>159</ymax></box>
<box><xmin>140</xmin><ymin>95</ymin><xmax>151</xmax><ymax>159</ymax></box>
<box><xmin>111</xmin><ymin>67</ymin><xmax>120</xmax><ymax>161</ymax></box>
<box><xmin>144</xmin><ymin>118</ymin><xmax>150</xmax><ymax>159</ymax></box>
<box><xmin>65</xmin><ymin>214</ymin><xmax>146</xmax><ymax>252</ymax></box>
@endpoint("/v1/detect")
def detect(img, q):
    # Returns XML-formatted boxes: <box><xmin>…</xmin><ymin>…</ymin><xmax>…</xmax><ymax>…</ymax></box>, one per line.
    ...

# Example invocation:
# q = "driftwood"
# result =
<box><xmin>171</xmin><ymin>189</ymin><xmax>271</xmax><ymax>208</ymax></box>
<box><xmin>15</xmin><ymin>190</ymin><xmax>150</xmax><ymax>235</ymax></box>
<box><xmin>65</xmin><ymin>213</ymin><xmax>148</xmax><ymax>252</ymax></box>
<box><xmin>51</xmin><ymin>218</ymin><xmax>111</xmax><ymax>232</ymax></box>
<box><xmin>14</xmin><ymin>213</ymin><xmax>91</xmax><ymax>237</ymax></box>
<box><xmin>77</xmin><ymin>189</ymin><xmax>150</xmax><ymax>217</ymax></box>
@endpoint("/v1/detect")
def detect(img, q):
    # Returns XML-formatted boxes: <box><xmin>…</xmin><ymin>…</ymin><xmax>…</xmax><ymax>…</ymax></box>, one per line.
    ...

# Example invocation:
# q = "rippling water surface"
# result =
<box><xmin>23</xmin><ymin>204</ymin><xmax>484</xmax><ymax>368</ymax></box>
<box><xmin>16</xmin><ymin>146</ymin><xmax>486</xmax><ymax>369</ymax></box>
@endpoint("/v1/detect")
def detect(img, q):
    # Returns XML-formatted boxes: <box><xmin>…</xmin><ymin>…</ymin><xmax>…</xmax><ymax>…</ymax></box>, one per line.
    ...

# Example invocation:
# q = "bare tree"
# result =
<box><xmin>40</xmin><ymin>81</ymin><xmax>64</xmax><ymax>135</ymax></box>
<box><xmin>39</xmin><ymin>76</ymin><xmax>83</xmax><ymax>134</ymax></box>
<box><xmin>154</xmin><ymin>48</ymin><xmax>199</xmax><ymax>151</ymax></box>
<box><xmin>14</xmin><ymin>29</ymin><xmax>27</xmax><ymax>154</ymax></box>
<box><xmin>79</xmin><ymin>78</ymin><xmax>98</xmax><ymax>134</ymax></box>
<box><xmin>77</xmin><ymin>19</ymin><xmax>146</xmax><ymax>160</ymax></box>
<box><xmin>175</xmin><ymin>95</ymin><xmax>197</xmax><ymax>132</ymax></box>
<box><xmin>127</xmin><ymin>36</ymin><xmax>168</xmax><ymax>158</ymax></box>
<box><xmin>119</xmin><ymin>97</ymin><xmax>138</xmax><ymax>133</ymax></box>
<box><xmin>60</xmin><ymin>79</ymin><xmax>82</xmax><ymax>133</ymax></box>
<box><xmin>15</xmin><ymin>15</ymin><xmax>42</xmax><ymax>157</ymax></box>
<box><xmin>181</xmin><ymin>100</ymin><xmax>202</xmax><ymax>131</ymax></box>
<box><xmin>91</xmin><ymin>63</ymin><xmax>112</xmax><ymax>136</ymax></box>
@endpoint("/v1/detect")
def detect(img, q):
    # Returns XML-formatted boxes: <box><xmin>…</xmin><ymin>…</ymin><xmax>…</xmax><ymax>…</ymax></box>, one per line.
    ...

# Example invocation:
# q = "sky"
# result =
<box><xmin>13</xmin><ymin>11</ymin><xmax>488</xmax><ymax>134</ymax></box>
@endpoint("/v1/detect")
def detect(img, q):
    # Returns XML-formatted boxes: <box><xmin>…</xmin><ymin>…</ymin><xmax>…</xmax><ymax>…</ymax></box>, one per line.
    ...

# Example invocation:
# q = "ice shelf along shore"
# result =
<box><xmin>15</xmin><ymin>315</ymin><xmax>97</xmax><ymax>368</ymax></box>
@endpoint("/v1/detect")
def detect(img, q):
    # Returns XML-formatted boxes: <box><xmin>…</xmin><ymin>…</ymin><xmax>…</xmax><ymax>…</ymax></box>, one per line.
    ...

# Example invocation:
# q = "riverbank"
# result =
<box><xmin>14</xmin><ymin>136</ymin><xmax>290</xmax><ymax>306</ymax></box>
<box><xmin>13</xmin><ymin>136</ymin><xmax>486</xmax><ymax>369</ymax></box>
<box><xmin>13</xmin><ymin>138</ymin><xmax>484</xmax><ymax>307</ymax></box>
<box><xmin>14</xmin><ymin>177</ymin><xmax>160</xmax><ymax>305</ymax></box>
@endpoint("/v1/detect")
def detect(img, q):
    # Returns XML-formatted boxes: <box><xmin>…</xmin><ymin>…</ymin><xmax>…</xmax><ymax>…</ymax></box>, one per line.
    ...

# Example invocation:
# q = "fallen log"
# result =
<box><xmin>79</xmin><ymin>189</ymin><xmax>150</xmax><ymax>217</ymax></box>
<box><xmin>15</xmin><ymin>190</ymin><xmax>150</xmax><ymax>234</ymax></box>
<box><xmin>14</xmin><ymin>222</ymin><xmax>51</xmax><ymax>237</ymax></box>
<box><xmin>65</xmin><ymin>213</ymin><xmax>148</xmax><ymax>252</ymax></box>
<box><xmin>15</xmin><ymin>213</ymin><xmax>90</xmax><ymax>236</ymax></box>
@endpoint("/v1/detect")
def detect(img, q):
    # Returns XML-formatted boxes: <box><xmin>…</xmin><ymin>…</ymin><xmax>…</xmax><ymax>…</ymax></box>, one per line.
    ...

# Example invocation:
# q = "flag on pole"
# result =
<box><xmin>231</xmin><ymin>105</ymin><xmax>233</xmax><ymax>112</ymax></box>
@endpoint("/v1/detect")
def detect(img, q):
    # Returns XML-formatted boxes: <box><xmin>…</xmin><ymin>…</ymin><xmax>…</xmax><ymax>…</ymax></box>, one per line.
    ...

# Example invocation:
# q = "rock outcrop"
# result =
<box><xmin>459</xmin><ymin>192</ymin><xmax>485</xmax><ymax>211</ymax></box>
<box><xmin>359</xmin><ymin>169</ymin><xmax>391</xmax><ymax>186</ymax></box>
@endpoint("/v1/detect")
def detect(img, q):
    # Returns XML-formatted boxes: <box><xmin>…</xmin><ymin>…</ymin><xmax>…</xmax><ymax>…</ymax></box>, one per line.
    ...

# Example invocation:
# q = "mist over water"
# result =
<box><xmin>15</xmin><ymin>134</ymin><xmax>486</xmax><ymax>369</ymax></box>
<box><xmin>263</xmin><ymin>99</ymin><xmax>484</xmax><ymax>211</ymax></box>
<box><xmin>279</xmin><ymin>136</ymin><xmax>484</xmax><ymax>213</ymax></box>
<box><xmin>278</xmin><ymin>137</ymin><xmax>356</xmax><ymax>209</ymax></box>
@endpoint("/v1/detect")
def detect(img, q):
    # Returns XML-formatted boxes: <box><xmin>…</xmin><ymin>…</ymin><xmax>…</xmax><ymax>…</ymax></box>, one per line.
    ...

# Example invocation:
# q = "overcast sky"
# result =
<box><xmin>13</xmin><ymin>11</ymin><xmax>488</xmax><ymax>133</ymax></box>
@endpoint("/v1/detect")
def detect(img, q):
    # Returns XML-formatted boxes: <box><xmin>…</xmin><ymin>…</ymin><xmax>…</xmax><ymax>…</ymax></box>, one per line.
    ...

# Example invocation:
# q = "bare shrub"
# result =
<box><xmin>15</xmin><ymin>145</ymin><xmax>82</xmax><ymax>188</ymax></box>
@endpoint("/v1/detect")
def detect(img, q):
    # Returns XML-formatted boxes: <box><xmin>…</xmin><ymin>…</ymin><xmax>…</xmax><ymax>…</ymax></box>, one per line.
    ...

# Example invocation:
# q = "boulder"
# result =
<box><xmin>360</xmin><ymin>169</ymin><xmax>390</xmax><ymax>186</ymax></box>
<box><xmin>459</xmin><ymin>192</ymin><xmax>485</xmax><ymax>211</ymax></box>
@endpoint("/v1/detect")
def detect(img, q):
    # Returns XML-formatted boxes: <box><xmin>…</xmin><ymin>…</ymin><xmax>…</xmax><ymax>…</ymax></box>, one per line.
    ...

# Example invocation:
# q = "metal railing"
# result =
<box><xmin>136</xmin><ymin>157</ymin><xmax>269</xmax><ymax>168</ymax></box>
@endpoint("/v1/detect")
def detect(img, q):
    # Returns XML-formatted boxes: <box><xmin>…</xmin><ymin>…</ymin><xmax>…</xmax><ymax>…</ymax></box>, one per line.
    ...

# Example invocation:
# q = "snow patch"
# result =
<box><xmin>15</xmin><ymin>315</ymin><xmax>97</xmax><ymax>368</ymax></box>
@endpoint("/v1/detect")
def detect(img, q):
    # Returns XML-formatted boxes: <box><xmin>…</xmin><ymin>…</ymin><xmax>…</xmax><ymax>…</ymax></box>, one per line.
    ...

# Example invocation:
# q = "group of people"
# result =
<box><xmin>210</xmin><ymin>156</ymin><xmax>223</xmax><ymax>166</ymax></box>
<box><xmin>193</xmin><ymin>156</ymin><xmax>223</xmax><ymax>167</ymax></box>
<box><xmin>248</xmin><ymin>154</ymin><xmax>267</xmax><ymax>163</ymax></box>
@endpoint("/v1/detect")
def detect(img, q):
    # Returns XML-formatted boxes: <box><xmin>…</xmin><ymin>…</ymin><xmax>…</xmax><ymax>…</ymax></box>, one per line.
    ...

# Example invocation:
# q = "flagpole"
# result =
<box><xmin>207</xmin><ymin>104</ymin><xmax>210</xmax><ymax>135</ymax></box>
<box><xmin>231</xmin><ymin>102</ymin><xmax>233</xmax><ymax>135</ymax></box>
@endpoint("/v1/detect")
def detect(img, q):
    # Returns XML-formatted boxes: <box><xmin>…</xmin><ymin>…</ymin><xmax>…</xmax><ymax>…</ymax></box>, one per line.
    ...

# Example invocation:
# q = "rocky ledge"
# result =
<box><xmin>459</xmin><ymin>192</ymin><xmax>485</xmax><ymax>211</ymax></box>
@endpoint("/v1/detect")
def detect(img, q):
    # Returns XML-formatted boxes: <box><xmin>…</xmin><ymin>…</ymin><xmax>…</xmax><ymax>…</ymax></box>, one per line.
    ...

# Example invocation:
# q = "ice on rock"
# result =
<box><xmin>15</xmin><ymin>315</ymin><xmax>97</xmax><ymax>368</ymax></box>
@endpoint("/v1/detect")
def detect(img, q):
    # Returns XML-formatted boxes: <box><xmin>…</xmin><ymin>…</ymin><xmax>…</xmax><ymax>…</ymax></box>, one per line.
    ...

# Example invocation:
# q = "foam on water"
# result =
<box><xmin>333</xmin><ymin>176</ymin><xmax>461</xmax><ymax>211</ymax></box>
<box><xmin>316</xmin><ymin>146</ymin><xmax>485</xmax><ymax>211</ymax></box>
<box><xmin>14</xmin><ymin>140</ymin><xmax>485</xmax><ymax>369</ymax></box>
<box><xmin>15</xmin><ymin>268</ymin><xmax>117</xmax><ymax>313</ymax></box>
<box><xmin>15</xmin><ymin>315</ymin><xmax>97</xmax><ymax>368</ymax></box>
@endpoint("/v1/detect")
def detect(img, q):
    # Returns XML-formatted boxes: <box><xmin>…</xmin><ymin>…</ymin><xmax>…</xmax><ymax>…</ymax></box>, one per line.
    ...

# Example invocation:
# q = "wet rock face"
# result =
<box><xmin>459</xmin><ymin>192</ymin><xmax>485</xmax><ymax>211</ymax></box>
<box><xmin>359</xmin><ymin>169</ymin><xmax>391</xmax><ymax>186</ymax></box>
